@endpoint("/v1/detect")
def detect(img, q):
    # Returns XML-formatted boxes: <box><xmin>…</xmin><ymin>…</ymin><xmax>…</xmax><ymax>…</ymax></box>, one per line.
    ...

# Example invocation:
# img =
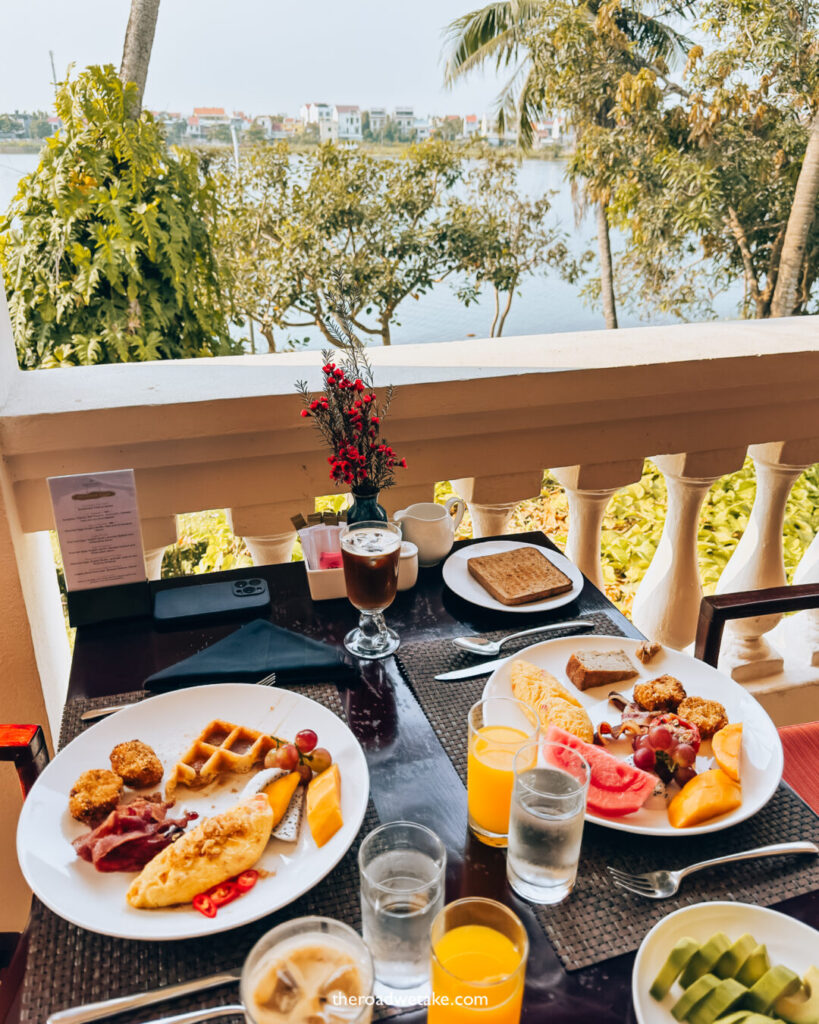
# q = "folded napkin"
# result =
<box><xmin>144</xmin><ymin>619</ymin><xmax>353</xmax><ymax>692</ymax></box>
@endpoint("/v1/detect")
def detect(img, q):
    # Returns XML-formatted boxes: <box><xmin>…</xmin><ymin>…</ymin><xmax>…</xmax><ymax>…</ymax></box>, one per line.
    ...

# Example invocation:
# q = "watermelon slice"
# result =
<box><xmin>544</xmin><ymin>725</ymin><xmax>657</xmax><ymax>817</ymax></box>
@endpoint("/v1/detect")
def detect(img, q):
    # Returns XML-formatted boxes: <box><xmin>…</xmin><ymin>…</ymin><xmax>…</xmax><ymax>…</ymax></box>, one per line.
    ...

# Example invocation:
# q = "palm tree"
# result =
<box><xmin>120</xmin><ymin>0</ymin><xmax>161</xmax><ymax>117</ymax></box>
<box><xmin>443</xmin><ymin>0</ymin><xmax>692</xmax><ymax>329</ymax></box>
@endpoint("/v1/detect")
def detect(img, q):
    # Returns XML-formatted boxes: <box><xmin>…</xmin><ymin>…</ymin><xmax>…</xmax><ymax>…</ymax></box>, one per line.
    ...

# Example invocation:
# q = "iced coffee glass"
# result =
<box><xmin>340</xmin><ymin>520</ymin><xmax>402</xmax><ymax>659</ymax></box>
<box><xmin>241</xmin><ymin>915</ymin><xmax>374</xmax><ymax>1024</ymax></box>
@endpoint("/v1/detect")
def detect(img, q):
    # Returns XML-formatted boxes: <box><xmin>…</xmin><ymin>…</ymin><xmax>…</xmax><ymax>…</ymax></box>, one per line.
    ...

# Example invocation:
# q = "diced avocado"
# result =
<box><xmin>742</xmin><ymin>965</ymin><xmax>801</xmax><ymax>1015</ymax></box>
<box><xmin>737</xmin><ymin>946</ymin><xmax>771</xmax><ymax>988</ymax></box>
<box><xmin>742</xmin><ymin>1016</ymin><xmax>785</xmax><ymax>1024</ymax></box>
<box><xmin>775</xmin><ymin>966</ymin><xmax>819</xmax><ymax>1024</ymax></box>
<box><xmin>715</xmin><ymin>934</ymin><xmax>759</xmax><ymax>980</ymax></box>
<box><xmin>671</xmin><ymin>974</ymin><xmax>721</xmax><ymax>1021</ymax></box>
<box><xmin>651</xmin><ymin>937</ymin><xmax>701</xmax><ymax>1000</ymax></box>
<box><xmin>688</xmin><ymin>978</ymin><xmax>746</xmax><ymax>1024</ymax></box>
<box><xmin>681</xmin><ymin>933</ymin><xmax>732</xmax><ymax>988</ymax></box>
<box><xmin>715</xmin><ymin>1013</ymin><xmax>752</xmax><ymax>1024</ymax></box>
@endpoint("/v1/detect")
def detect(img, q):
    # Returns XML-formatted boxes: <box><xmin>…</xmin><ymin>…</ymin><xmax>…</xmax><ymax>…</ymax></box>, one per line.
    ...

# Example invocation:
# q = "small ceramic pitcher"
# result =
<box><xmin>393</xmin><ymin>498</ymin><xmax>466</xmax><ymax>566</ymax></box>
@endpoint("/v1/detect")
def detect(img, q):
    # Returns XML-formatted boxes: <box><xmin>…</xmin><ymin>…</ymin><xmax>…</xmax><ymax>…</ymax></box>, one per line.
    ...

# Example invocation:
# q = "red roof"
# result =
<box><xmin>465</xmin><ymin>114</ymin><xmax>478</xmax><ymax>123</ymax></box>
<box><xmin>335</xmin><ymin>105</ymin><xmax>359</xmax><ymax>113</ymax></box>
<box><xmin>193</xmin><ymin>107</ymin><xmax>225</xmax><ymax>116</ymax></box>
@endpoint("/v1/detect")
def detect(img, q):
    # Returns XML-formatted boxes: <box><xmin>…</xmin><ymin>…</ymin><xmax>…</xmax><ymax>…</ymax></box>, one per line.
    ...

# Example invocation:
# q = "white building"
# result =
<box><xmin>187</xmin><ymin>106</ymin><xmax>230</xmax><ymax>138</ymax></box>
<box><xmin>319</xmin><ymin>120</ymin><xmax>338</xmax><ymax>143</ymax></box>
<box><xmin>333</xmin><ymin>105</ymin><xmax>362</xmax><ymax>141</ymax></box>
<box><xmin>479</xmin><ymin>112</ymin><xmax>518</xmax><ymax>147</ymax></box>
<box><xmin>463</xmin><ymin>113</ymin><xmax>481</xmax><ymax>139</ymax></box>
<box><xmin>413</xmin><ymin>117</ymin><xmax>431</xmax><ymax>141</ymax></box>
<box><xmin>299</xmin><ymin>103</ymin><xmax>332</xmax><ymax>128</ymax></box>
<box><xmin>368</xmin><ymin>107</ymin><xmax>387</xmax><ymax>133</ymax></box>
<box><xmin>393</xmin><ymin>106</ymin><xmax>414</xmax><ymax>137</ymax></box>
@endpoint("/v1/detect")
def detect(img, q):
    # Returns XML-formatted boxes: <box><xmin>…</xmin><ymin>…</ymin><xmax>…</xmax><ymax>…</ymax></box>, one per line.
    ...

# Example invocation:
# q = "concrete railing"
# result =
<box><xmin>2</xmin><ymin>293</ymin><xmax>819</xmax><ymax>926</ymax></box>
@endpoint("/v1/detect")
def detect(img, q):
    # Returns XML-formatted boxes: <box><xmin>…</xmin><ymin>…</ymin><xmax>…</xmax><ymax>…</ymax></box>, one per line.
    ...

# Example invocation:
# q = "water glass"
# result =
<box><xmin>467</xmin><ymin>697</ymin><xmax>539</xmax><ymax>847</ymax></box>
<box><xmin>358</xmin><ymin>820</ymin><xmax>447</xmax><ymax>1006</ymax></box>
<box><xmin>428</xmin><ymin>897</ymin><xmax>529</xmax><ymax>1024</ymax></box>
<box><xmin>241</xmin><ymin>915</ymin><xmax>374</xmax><ymax>1024</ymax></box>
<box><xmin>507</xmin><ymin>739</ymin><xmax>590</xmax><ymax>905</ymax></box>
<box><xmin>340</xmin><ymin>520</ymin><xmax>402</xmax><ymax>659</ymax></box>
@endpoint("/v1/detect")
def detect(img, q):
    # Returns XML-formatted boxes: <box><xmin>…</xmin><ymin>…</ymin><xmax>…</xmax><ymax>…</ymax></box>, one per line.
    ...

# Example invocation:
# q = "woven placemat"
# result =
<box><xmin>22</xmin><ymin>682</ymin><xmax>405</xmax><ymax>1024</ymax></box>
<box><xmin>396</xmin><ymin>617</ymin><xmax>819</xmax><ymax>972</ymax></box>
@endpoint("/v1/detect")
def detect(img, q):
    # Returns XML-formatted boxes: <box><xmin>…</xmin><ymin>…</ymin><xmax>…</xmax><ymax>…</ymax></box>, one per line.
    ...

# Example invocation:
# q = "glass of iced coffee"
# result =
<box><xmin>339</xmin><ymin>520</ymin><xmax>402</xmax><ymax>659</ymax></box>
<box><xmin>241</xmin><ymin>916</ymin><xmax>374</xmax><ymax>1024</ymax></box>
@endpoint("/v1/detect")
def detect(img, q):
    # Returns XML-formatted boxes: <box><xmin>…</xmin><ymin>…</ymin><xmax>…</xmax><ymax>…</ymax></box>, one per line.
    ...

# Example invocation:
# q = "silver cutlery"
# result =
<box><xmin>79</xmin><ymin>673</ymin><xmax>277</xmax><ymax>721</ymax></box>
<box><xmin>435</xmin><ymin>656</ymin><xmax>511</xmax><ymax>681</ymax></box>
<box><xmin>128</xmin><ymin>1005</ymin><xmax>244</xmax><ymax>1024</ymax></box>
<box><xmin>453</xmin><ymin>620</ymin><xmax>595</xmax><ymax>657</ymax></box>
<box><xmin>607</xmin><ymin>841</ymin><xmax>819</xmax><ymax>899</ymax></box>
<box><xmin>47</xmin><ymin>969</ymin><xmax>242</xmax><ymax>1024</ymax></box>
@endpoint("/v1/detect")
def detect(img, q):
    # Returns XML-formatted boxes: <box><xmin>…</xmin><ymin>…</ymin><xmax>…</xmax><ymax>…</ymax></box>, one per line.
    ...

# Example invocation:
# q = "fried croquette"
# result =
<box><xmin>636</xmin><ymin>641</ymin><xmax>662</xmax><ymax>664</ymax></box>
<box><xmin>110</xmin><ymin>740</ymin><xmax>164</xmax><ymax>788</ymax></box>
<box><xmin>69</xmin><ymin>769</ymin><xmax>123</xmax><ymax>825</ymax></box>
<box><xmin>633</xmin><ymin>674</ymin><xmax>686</xmax><ymax>712</ymax></box>
<box><xmin>676</xmin><ymin>696</ymin><xmax>729</xmax><ymax>738</ymax></box>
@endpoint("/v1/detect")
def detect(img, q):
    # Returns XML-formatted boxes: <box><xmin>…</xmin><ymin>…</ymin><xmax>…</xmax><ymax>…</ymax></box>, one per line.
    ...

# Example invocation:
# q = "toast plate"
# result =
<box><xmin>482</xmin><ymin>635</ymin><xmax>783</xmax><ymax>836</ymax></box>
<box><xmin>16</xmin><ymin>683</ymin><xmax>369</xmax><ymax>940</ymax></box>
<box><xmin>442</xmin><ymin>540</ymin><xmax>584</xmax><ymax>614</ymax></box>
<box><xmin>632</xmin><ymin>902</ymin><xmax>819</xmax><ymax>1024</ymax></box>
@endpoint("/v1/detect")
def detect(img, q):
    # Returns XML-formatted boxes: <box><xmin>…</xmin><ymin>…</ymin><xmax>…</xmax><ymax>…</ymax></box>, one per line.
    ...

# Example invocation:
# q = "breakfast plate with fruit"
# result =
<box><xmin>632</xmin><ymin>902</ymin><xmax>819</xmax><ymax>1024</ymax></box>
<box><xmin>483</xmin><ymin>635</ymin><xmax>783</xmax><ymax>837</ymax></box>
<box><xmin>16</xmin><ymin>683</ymin><xmax>369</xmax><ymax>940</ymax></box>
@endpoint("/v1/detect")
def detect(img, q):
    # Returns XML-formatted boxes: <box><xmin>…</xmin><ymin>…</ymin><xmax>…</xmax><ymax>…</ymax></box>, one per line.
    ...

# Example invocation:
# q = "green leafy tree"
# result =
<box><xmin>449</xmin><ymin>149</ymin><xmax>586</xmax><ymax>334</ymax></box>
<box><xmin>207</xmin><ymin>123</ymin><xmax>233</xmax><ymax>144</ymax></box>
<box><xmin>0</xmin><ymin>65</ymin><xmax>235</xmax><ymax>367</ymax></box>
<box><xmin>29</xmin><ymin>117</ymin><xmax>53</xmax><ymax>139</ymax></box>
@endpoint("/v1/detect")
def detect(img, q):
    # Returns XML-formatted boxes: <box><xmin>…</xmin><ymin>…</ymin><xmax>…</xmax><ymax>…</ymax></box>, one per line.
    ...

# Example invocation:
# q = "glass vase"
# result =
<box><xmin>348</xmin><ymin>487</ymin><xmax>388</xmax><ymax>525</ymax></box>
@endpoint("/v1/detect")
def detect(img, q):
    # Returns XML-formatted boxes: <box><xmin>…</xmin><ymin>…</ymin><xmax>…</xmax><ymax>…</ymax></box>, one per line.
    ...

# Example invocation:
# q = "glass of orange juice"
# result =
<box><xmin>467</xmin><ymin>698</ymin><xmax>539</xmax><ymax>846</ymax></box>
<box><xmin>428</xmin><ymin>897</ymin><xmax>528</xmax><ymax>1024</ymax></box>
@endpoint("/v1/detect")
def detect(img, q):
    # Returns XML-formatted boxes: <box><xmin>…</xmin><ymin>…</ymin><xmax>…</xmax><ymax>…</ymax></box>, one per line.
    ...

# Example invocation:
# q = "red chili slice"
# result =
<box><xmin>235</xmin><ymin>870</ymin><xmax>259</xmax><ymax>893</ymax></box>
<box><xmin>192</xmin><ymin>893</ymin><xmax>217</xmax><ymax>918</ymax></box>
<box><xmin>208</xmin><ymin>882</ymin><xmax>239</xmax><ymax>908</ymax></box>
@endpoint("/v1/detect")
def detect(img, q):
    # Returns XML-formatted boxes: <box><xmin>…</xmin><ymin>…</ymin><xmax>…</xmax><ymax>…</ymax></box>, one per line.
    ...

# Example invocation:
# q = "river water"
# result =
<box><xmin>0</xmin><ymin>151</ymin><xmax>741</xmax><ymax>349</ymax></box>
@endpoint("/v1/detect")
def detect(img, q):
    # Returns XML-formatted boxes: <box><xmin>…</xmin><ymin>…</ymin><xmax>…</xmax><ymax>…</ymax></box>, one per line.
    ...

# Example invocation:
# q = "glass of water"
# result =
<box><xmin>358</xmin><ymin>820</ymin><xmax>447</xmax><ymax>1007</ymax></box>
<box><xmin>507</xmin><ymin>739</ymin><xmax>590</xmax><ymax>905</ymax></box>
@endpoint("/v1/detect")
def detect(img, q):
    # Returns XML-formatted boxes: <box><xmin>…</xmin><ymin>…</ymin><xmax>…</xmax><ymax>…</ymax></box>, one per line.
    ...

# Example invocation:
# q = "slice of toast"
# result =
<box><xmin>467</xmin><ymin>547</ymin><xmax>573</xmax><ymax>605</ymax></box>
<box><xmin>565</xmin><ymin>649</ymin><xmax>638</xmax><ymax>691</ymax></box>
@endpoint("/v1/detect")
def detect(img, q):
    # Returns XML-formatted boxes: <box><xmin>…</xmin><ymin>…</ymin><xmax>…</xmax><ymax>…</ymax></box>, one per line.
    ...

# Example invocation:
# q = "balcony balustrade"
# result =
<box><xmin>1</xmin><ymin>292</ymin><xmax>818</xmax><ymax>928</ymax></box>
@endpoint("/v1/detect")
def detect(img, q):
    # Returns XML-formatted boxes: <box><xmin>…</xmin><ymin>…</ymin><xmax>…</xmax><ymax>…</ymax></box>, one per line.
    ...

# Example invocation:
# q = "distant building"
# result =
<box><xmin>319</xmin><ymin>119</ymin><xmax>338</xmax><ymax>143</ymax></box>
<box><xmin>368</xmin><ymin>107</ymin><xmax>387</xmax><ymax>133</ymax></box>
<box><xmin>187</xmin><ymin>107</ymin><xmax>229</xmax><ymax>138</ymax></box>
<box><xmin>532</xmin><ymin>115</ymin><xmax>573</xmax><ymax>147</ymax></box>
<box><xmin>413</xmin><ymin>117</ymin><xmax>431</xmax><ymax>141</ymax></box>
<box><xmin>480</xmin><ymin>113</ymin><xmax>517</xmax><ymax>147</ymax></box>
<box><xmin>300</xmin><ymin>103</ymin><xmax>332</xmax><ymax>128</ymax></box>
<box><xmin>463</xmin><ymin>113</ymin><xmax>481</xmax><ymax>139</ymax></box>
<box><xmin>333</xmin><ymin>105</ymin><xmax>362</xmax><ymax>141</ymax></box>
<box><xmin>393</xmin><ymin>106</ymin><xmax>415</xmax><ymax>137</ymax></box>
<box><xmin>254</xmin><ymin>115</ymin><xmax>288</xmax><ymax>140</ymax></box>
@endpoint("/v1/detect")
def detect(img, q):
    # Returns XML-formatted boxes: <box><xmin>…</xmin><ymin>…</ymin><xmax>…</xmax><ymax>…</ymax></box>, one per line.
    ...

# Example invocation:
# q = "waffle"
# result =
<box><xmin>165</xmin><ymin>720</ymin><xmax>279</xmax><ymax>796</ymax></box>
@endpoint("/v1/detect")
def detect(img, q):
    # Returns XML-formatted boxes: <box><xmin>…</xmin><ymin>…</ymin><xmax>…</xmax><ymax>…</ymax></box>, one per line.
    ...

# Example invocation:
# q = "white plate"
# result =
<box><xmin>16</xmin><ymin>683</ymin><xmax>369</xmax><ymax>941</ymax></box>
<box><xmin>483</xmin><ymin>635</ymin><xmax>783</xmax><ymax>836</ymax></box>
<box><xmin>442</xmin><ymin>540</ymin><xmax>584</xmax><ymax>613</ymax></box>
<box><xmin>632</xmin><ymin>902</ymin><xmax>819</xmax><ymax>1024</ymax></box>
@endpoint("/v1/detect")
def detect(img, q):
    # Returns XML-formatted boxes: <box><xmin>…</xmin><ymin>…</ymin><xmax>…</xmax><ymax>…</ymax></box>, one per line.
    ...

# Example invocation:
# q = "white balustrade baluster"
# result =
<box><xmin>787</xmin><ymin>529</ymin><xmax>819</xmax><ymax>667</ymax></box>
<box><xmin>141</xmin><ymin>515</ymin><xmax>177</xmax><ymax>580</ymax></box>
<box><xmin>716</xmin><ymin>441</ymin><xmax>819</xmax><ymax>681</ymax></box>
<box><xmin>450</xmin><ymin>473</ymin><xmax>542</xmax><ymax>538</ymax></box>
<box><xmin>229</xmin><ymin>504</ymin><xmax>297</xmax><ymax>566</ymax></box>
<box><xmin>551</xmin><ymin>461</ymin><xmax>643</xmax><ymax>588</ymax></box>
<box><xmin>632</xmin><ymin>450</ymin><xmax>746</xmax><ymax>650</ymax></box>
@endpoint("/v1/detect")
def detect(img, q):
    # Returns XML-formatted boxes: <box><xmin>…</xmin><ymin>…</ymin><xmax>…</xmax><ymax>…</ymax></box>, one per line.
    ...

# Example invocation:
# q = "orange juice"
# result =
<box><xmin>468</xmin><ymin>726</ymin><xmax>530</xmax><ymax>839</ymax></box>
<box><xmin>429</xmin><ymin>924</ymin><xmax>524</xmax><ymax>1024</ymax></box>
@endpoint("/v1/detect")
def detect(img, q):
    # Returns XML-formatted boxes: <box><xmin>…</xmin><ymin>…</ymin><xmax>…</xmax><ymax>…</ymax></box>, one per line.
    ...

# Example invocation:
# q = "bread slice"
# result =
<box><xmin>467</xmin><ymin>547</ymin><xmax>572</xmax><ymax>605</ymax></box>
<box><xmin>565</xmin><ymin>649</ymin><xmax>638</xmax><ymax>691</ymax></box>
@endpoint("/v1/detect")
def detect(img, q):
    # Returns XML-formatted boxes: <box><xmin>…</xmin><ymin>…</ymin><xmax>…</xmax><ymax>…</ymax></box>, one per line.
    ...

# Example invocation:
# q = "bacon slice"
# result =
<box><xmin>72</xmin><ymin>798</ymin><xmax>197</xmax><ymax>872</ymax></box>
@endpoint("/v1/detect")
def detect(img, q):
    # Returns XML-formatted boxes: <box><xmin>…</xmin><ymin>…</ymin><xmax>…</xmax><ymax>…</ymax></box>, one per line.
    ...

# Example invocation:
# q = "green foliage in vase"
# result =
<box><xmin>0</xmin><ymin>65</ymin><xmax>236</xmax><ymax>367</ymax></box>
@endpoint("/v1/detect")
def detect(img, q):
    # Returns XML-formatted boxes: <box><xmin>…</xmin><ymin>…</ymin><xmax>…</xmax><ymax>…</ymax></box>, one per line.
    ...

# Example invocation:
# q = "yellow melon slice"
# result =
<box><xmin>306</xmin><ymin>763</ymin><xmax>343</xmax><ymax>848</ymax></box>
<box><xmin>263</xmin><ymin>771</ymin><xmax>300</xmax><ymax>826</ymax></box>
<box><xmin>712</xmin><ymin>722</ymin><xmax>743</xmax><ymax>782</ymax></box>
<box><xmin>667</xmin><ymin>768</ymin><xmax>741</xmax><ymax>829</ymax></box>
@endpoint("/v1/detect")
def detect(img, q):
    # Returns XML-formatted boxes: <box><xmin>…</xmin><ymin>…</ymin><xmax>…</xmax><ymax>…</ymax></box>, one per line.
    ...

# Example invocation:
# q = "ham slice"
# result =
<box><xmin>72</xmin><ymin>798</ymin><xmax>197</xmax><ymax>872</ymax></box>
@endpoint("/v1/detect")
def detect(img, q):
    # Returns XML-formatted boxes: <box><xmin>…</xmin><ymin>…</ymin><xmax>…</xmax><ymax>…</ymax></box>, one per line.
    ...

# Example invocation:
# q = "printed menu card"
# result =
<box><xmin>48</xmin><ymin>469</ymin><xmax>146</xmax><ymax>591</ymax></box>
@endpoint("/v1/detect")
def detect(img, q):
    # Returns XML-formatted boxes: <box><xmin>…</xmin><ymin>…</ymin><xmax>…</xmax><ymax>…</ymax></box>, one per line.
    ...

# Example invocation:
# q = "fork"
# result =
<box><xmin>79</xmin><ymin>672</ymin><xmax>277</xmax><ymax>721</ymax></box>
<box><xmin>607</xmin><ymin>840</ymin><xmax>818</xmax><ymax>899</ymax></box>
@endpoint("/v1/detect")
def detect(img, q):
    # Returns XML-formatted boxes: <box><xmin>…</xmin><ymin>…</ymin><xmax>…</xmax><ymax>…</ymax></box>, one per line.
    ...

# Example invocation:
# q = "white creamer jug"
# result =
<box><xmin>393</xmin><ymin>498</ymin><xmax>465</xmax><ymax>566</ymax></box>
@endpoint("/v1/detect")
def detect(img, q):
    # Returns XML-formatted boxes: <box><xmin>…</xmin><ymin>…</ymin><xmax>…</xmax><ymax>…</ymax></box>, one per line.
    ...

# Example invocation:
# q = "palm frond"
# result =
<box><xmin>442</xmin><ymin>1</ymin><xmax>545</xmax><ymax>84</ymax></box>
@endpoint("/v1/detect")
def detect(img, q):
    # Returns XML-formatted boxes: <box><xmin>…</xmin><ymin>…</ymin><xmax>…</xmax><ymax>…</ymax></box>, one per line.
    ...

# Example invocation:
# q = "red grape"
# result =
<box><xmin>675</xmin><ymin>743</ymin><xmax>696</xmax><ymax>767</ymax></box>
<box><xmin>633</xmin><ymin>746</ymin><xmax>656</xmax><ymax>771</ymax></box>
<box><xmin>634</xmin><ymin>733</ymin><xmax>652</xmax><ymax>752</ymax></box>
<box><xmin>675</xmin><ymin>766</ymin><xmax>697</xmax><ymax>786</ymax></box>
<box><xmin>295</xmin><ymin>729</ymin><xmax>318</xmax><ymax>754</ymax></box>
<box><xmin>648</xmin><ymin>724</ymin><xmax>672</xmax><ymax>751</ymax></box>
<box><xmin>278</xmin><ymin>744</ymin><xmax>299</xmax><ymax>771</ymax></box>
<box><xmin>295</xmin><ymin>763</ymin><xmax>312</xmax><ymax>784</ymax></box>
<box><xmin>307</xmin><ymin>747</ymin><xmax>332</xmax><ymax>774</ymax></box>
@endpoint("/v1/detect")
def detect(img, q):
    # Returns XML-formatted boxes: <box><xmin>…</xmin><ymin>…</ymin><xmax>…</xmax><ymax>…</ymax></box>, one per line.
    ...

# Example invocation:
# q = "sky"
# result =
<box><xmin>0</xmin><ymin>0</ymin><xmax>506</xmax><ymax>117</ymax></box>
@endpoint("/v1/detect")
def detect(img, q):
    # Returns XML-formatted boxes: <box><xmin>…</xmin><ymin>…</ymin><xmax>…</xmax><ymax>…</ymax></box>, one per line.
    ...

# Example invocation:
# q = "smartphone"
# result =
<box><xmin>153</xmin><ymin>578</ymin><xmax>271</xmax><ymax>628</ymax></box>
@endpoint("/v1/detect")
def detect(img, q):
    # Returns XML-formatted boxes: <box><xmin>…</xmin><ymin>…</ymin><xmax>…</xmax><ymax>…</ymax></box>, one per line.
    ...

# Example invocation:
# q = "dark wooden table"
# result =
<box><xmin>66</xmin><ymin>531</ymin><xmax>819</xmax><ymax>1023</ymax></box>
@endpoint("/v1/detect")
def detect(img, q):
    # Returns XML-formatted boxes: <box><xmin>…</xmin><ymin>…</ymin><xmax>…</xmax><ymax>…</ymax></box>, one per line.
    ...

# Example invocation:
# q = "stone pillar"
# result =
<box><xmin>229</xmin><ymin>502</ymin><xmax>299</xmax><ymax>566</ymax></box>
<box><xmin>551</xmin><ymin>461</ymin><xmax>644</xmax><ymax>588</ymax></box>
<box><xmin>789</xmin><ymin>530</ymin><xmax>819</xmax><ymax>666</ymax></box>
<box><xmin>716</xmin><ymin>441</ymin><xmax>819</xmax><ymax>681</ymax></box>
<box><xmin>632</xmin><ymin>449</ymin><xmax>746</xmax><ymax>650</ymax></box>
<box><xmin>140</xmin><ymin>515</ymin><xmax>177</xmax><ymax>580</ymax></box>
<box><xmin>450</xmin><ymin>473</ymin><xmax>542</xmax><ymax>538</ymax></box>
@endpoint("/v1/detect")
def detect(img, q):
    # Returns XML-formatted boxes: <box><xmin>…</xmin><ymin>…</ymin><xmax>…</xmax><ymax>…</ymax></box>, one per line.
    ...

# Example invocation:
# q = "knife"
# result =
<box><xmin>435</xmin><ymin>656</ymin><xmax>513</xmax><ymax>681</ymax></box>
<box><xmin>47</xmin><ymin>968</ymin><xmax>242</xmax><ymax>1024</ymax></box>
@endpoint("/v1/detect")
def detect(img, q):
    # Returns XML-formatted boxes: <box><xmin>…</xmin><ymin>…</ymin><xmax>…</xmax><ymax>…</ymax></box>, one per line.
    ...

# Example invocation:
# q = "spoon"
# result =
<box><xmin>453</xmin><ymin>620</ymin><xmax>595</xmax><ymax>657</ymax></box>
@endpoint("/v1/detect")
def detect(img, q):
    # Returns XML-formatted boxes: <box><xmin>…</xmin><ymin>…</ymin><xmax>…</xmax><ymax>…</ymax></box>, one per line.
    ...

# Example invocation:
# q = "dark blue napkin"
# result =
<box><xmin>144</xmin><ymin>619</ymin><xmax>353</xmax><ymax>692</ymax></box>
